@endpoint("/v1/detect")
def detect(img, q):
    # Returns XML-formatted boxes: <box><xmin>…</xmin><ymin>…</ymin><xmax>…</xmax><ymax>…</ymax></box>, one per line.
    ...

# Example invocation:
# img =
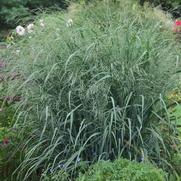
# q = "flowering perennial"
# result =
<box><xmin>27</xmin><ymin>23</ymin><xmax>34</xmax><ymax>33</ymax></box>
<box><xmin>173</xmin><ymin>20</ymin><xmax>181</xmax><ymax>33</ymax></box>
<box><xmin>16</xmin><ymin>26</ymin><xmax>25</xmax><ymax>36</ymax></box>
<box><xmin>40</xmin><ymin>19</ymin><xmax>45</xmax><ymax>27</ymax></box>
<box><xmin>66</xmin><ymin>18</ymin><xmax>73</xmax><ymax>27</ymax></box>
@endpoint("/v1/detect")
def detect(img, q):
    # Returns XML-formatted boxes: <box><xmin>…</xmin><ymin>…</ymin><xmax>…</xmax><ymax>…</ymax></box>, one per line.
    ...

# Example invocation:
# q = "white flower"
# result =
<box><xmin>16</xmin><ymin>26</ymin><xmax>25</xmax><ymax>36</ymax></box>
<box><xmin>16</xmin><ymin>49</ymin><xmax>20</xmax><ymax>54</ymax></box>
<box><xmin>66</xmin><ymin>18</ymin><xmax>73</xmax><ymax>27</ymax></box>
<box><xmin>40</xmin><ymin>19</ymin><xmax>45</xmax><ymax>27</ymax></box>
<box><xmin>27</xmin><ymin>23</ymin><xmax>34</xmax><ymax>33</ymax></box>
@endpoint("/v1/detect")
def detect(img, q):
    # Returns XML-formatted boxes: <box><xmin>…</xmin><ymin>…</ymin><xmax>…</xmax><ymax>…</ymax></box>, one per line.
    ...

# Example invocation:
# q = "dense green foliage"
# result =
<box><xmin>0</xmin><ymin>0</ymin><xmax>68</xmax><ymax>28</ymax></box>
<box><xmin>76</xmin><ymin>158</ymin><xmax>165</xmax><ymax>181</ymax></box>
<box><xmin>0</xmin><ymin>59</ymin><xmax>24</xmax><ymax>180</ymax></box>
<box><xmin>1</xmin><ymin>0</ymin><xmax>181</xmax><ymax>30</ymax></box>
<box><xmin>142</xmin><ymin>0</ymin><xmax>181</xmax><ymax>17</ymax></box>
<box><xmin>1</xmin><ymin>0</ymin><xmax>181</xmax><ymax>31</ymax></box>
<box><xmin>171</xmin><ymin>153</ymin><xmax>181</xmax><ymax>175</ymax></box>
<box><xmin>6</xmin><ymin>0</ymin><xmax>181</xmax><ymax>180</ymax></box>
<box><xmin>0</xmin><ymin>127</ymin><xmax>24</xmax><ymax>181</ymax></box>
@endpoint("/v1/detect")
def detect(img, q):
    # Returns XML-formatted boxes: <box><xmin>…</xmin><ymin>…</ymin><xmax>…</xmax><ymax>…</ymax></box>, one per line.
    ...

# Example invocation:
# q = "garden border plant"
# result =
<box><xmin>5</xmin><ymin>0</ymin><xmax>181</xmax><ymax>180</ymax></box>
<box><xmin>76</xmin><ymin>158</ymin><xmax>165</xmax><ymax>181</ymax></box>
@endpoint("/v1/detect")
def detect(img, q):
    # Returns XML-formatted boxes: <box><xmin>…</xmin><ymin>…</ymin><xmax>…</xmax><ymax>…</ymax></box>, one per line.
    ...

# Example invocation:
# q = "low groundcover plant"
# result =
<box><xmin>76</xmin><ymin>158</ymin><xmax>165</xmax><ymax>181</ymax></box>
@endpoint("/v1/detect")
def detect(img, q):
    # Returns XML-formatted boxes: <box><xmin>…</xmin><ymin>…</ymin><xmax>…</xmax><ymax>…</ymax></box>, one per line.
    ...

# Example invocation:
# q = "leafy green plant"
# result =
<box><xmin>171</xmin><ymin>153</ymin><xmax>181</xmax><ymax>173</ymax></box>
<box><xmin>76</xmin><ymin>158</ymin><xmax>165</xmax><ymax>181</ymax></box>
<box><xmin>6</xmin><ymin>0</ymin><xmax>181</xmax><ymax>180</ymax></box>
<box><xmin>166</xmin><ymin>89</ymin><xmax>181</xmax><ymax>145</ymax></box>
<box><xmin>0</xmin><ymin>126</ymin><xmax>24</xmax><ymax>181</ymax></box>
<box><xmin>0</xmin><ymin>53</ymin><xmax>24</xmax><ymax>180</ymax></box>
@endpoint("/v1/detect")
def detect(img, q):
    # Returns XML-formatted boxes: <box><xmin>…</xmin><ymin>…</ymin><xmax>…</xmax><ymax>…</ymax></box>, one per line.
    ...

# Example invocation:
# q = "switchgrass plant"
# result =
<box><xmin>6</xmin><ymin>0</ymin><xmax>181</xmax><ymax>180</ymax></box>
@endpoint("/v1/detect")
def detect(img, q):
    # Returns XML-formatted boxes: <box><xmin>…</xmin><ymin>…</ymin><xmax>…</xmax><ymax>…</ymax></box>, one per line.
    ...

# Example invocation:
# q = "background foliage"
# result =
<box><xmin>141</xmin><ymin>0</ymin><xmax>181</xmax><ymax>17</ymax></box>
<box><xmin>0</xmin><ymin>0</ymin><xmax>68</xmax><ymax>28</ymax></box>
<box><xmin>1</xmin><ymin>0</ymin><xmax>181</xmax><ymax>30</ymax></box>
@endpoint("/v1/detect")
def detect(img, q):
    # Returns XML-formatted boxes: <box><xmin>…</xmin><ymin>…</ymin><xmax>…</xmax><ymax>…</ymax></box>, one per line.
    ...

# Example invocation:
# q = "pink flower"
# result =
<box><xmin>175</xmin><ymin>20</ymin><xmax>181</xmax><ymax>26</ymax></box>
<box><xmin>3</xmin><ymin>137</ymin><xmax>10</xmax><ymax>145</ymax></box>
<box><xmin>173</xmin><ymin>20</ymin><xmax>181</xmax><ymax>33</ymax></box>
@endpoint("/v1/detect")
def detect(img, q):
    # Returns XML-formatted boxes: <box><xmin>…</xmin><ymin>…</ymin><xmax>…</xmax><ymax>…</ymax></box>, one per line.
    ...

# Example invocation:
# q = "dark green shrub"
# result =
<box><xmin>140</xmin><ymin>0</ymin><xmax>181</xmax><ymax>17</ymax></box>
<box><xmin>0</xmin><ymin>127</ymin><xmax>23</xmax><ymax>180</ymax></box>
<box><xmin>0</xmin><ymin>0</ymin><xmax>68</xmax><ymax>28</ymax></box>
<box><xmin>0</xmin><ymin>0</ymin><xmax>30</xmax><ymax>27</ymax></box>
<box><xmin>76</xmin><ymin>158</ymin><xmax>165</xmax><ymax>181</ymax></box>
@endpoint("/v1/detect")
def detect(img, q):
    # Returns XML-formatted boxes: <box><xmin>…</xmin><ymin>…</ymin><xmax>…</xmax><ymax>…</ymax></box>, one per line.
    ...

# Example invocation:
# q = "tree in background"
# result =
<box><xmin>0</xmin><ymin>0</ymin><xmax>68</xmax><ymax>28</ymax></box>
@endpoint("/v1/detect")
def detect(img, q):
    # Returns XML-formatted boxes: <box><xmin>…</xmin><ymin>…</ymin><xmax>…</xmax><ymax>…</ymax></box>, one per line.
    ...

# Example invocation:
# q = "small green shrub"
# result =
<box><xmin>76</xmin><ymin>158</ymin><xmax>165</xmax><ymax>181</ymax></box>
<box><xmin>171</xmin><ymin>153</ymin><xmax>181</xmax><ymax>174</ymax></box>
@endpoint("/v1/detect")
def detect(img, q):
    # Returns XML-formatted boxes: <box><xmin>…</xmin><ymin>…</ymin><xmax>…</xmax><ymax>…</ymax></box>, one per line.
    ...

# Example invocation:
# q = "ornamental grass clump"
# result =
<box><xmin>7</xmin><ymin>1</ymin><xmax>181</xmax><ymax>180</ymax></box>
